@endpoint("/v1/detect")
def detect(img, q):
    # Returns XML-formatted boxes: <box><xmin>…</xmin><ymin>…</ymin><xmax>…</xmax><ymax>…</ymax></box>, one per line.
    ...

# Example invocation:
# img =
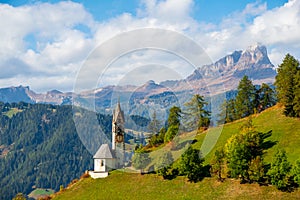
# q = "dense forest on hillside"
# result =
<box><xmin>0</xmin><ymin>102</ymin><xmax>112</xmax><ymax>200</ymax></box>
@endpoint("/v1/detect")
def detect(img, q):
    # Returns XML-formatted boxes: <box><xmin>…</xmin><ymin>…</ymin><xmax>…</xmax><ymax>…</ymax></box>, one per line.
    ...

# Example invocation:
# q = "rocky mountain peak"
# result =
<box><xmin>186</xmin><ymin>44</ymin><xmax>274</xmax><ymax>81</ymax></box>
<box><xmin>239</xmin><ymin>44</ymin><xmax>271</xmax><ymax>66</ymax></box>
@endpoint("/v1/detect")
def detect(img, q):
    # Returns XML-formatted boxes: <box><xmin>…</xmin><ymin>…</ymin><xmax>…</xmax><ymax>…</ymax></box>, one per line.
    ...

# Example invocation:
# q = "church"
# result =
<box><xmin>89</xmin><ymin>101</ymin><xmax>125</xmax><ymax>178</ymax></box>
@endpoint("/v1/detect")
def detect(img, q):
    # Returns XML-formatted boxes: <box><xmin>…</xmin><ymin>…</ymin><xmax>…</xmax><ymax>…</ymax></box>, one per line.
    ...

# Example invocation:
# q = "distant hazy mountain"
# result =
<box><xmin>0</xmin><ymin>86</ymin><xmax>34</xmax><ymax>103</ymax></box>
<box><xmin>0</xmin><ymin>44</ymin><xmax>276</xmax><ymax>116</ymax></box>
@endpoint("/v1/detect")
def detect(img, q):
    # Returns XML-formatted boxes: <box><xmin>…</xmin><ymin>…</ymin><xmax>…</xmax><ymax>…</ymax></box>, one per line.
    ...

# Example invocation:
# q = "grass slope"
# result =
<box><xmin>53</xmin><ymin>105</ymin><xmax>300</xmax><ymax>200</ymax></box>
<box><xmin>192</xmin><ymin>105</ymin><xmax>300</xmax><ymax>163</ymax></box>
<box><xmin>52</xmin><ymin>172</ymin><xmax>300</xmax><ymax>200</ymax></box>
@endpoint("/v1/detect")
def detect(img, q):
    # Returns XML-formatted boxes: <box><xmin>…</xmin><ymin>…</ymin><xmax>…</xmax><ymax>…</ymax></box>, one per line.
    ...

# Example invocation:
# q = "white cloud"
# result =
<box><xmin>0</xmin><ymin>1</ymin><xmax>95</xmax><ymax>91</ymax></box>
<box><xmin>1</xmin><ymin>0</ymin><xmax>300</xmax><ymax>92</ymax></box>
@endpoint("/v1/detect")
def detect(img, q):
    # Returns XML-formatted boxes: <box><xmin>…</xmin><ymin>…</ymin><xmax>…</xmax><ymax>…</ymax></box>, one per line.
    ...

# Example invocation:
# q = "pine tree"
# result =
<box><xmin>164</xmin><ymin>106</ymin><xmax>181</xmax><ymax>143</ymax></box>
<box><xmin>148</xmin><ymin>111</ymin><xmax>161</xmax><ymax>134</ymax></box>
<box><xmin>218</xmin><ymin>99</ymin><xmax>236</xmax><ymax>124</ymax></box>
<box><xmin>267</xmin><ymin>149</ymin><xmax>292</xmax><ymax>190</ymax></box>
<box><xmin>257</xmin><ymin>83</ymin><xmax>276</xmax><ymax>111</ymax></box>
<box><xmin>291</xmin><ymin>159</ymin><xmax>300</xmax><ymax>186</ymax></box>
<box><xmin>179</xmin><ymin>146</ymin><xmax>205</xmax><ymax>182</ymax></box>
<box><xmin>210</xmin><ymin>148</ymin><xmax>225</xmax><ymax>181</ymax></box>
<box><xmin>132</xmin><ymin>148</ymin><xmax>151</xmax><ymax>174</ymax></box>
<box><xmin>275</xmin><ymin>54</ymin><xmax>300</xmax><ymax>117</ymax></box>
<box><xmin>293</xmin><ymin>71</ymin><xmax>300</xmax><ymax>117</ymax></box>
<box><xmin>155</xmin><ymin>151</ymin><xmax>174</xmax><ymax>179</ymax></box>
<box><xmin>235</xmin><ymin>76</ymin><xmax>257</xmax><ymax>119</ymax></box>
<box><xmin>183</xmin><ymin>94</ymin><xmax>210</xmax><ymax>130</ymax></box>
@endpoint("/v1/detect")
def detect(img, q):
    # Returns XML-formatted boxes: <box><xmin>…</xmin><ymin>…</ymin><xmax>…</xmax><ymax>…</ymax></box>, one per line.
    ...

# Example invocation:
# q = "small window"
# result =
<box><xmin>100</xmin><ymin>160</ymin><xmax>104</xmax><ymax>167</ymax></box>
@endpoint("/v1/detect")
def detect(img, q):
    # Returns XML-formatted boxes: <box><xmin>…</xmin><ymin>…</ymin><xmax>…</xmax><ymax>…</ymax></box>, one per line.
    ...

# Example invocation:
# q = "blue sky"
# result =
<box><xmin>3</xmin><ymin>0</ymin><xmax>287</xmax><ymax>23</ymax></box>
<box><xmin>0</xmin><ymin>0</ymin><xmax>298</xmax><ymax>92</ymax></box>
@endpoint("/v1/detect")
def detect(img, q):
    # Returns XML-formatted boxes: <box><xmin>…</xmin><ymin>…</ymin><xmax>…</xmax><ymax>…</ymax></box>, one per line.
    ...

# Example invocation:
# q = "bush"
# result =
<box><xmin>179</xmin><ymin>146</ymin><xmax>205</xmax><ymax>182</ymax></box>
<box><xmin>291</xmin><ymin>159</ymin><xmax>300</xmax><ymax>186</ymax></box>
<box><xmin>267</xmin><ymin>149</ymin><xmax>292</xmax><ymax>191</ymax></box>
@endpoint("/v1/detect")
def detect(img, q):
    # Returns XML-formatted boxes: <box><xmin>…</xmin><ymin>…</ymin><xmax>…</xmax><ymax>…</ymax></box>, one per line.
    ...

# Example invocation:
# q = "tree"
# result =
<box><xmin>275</xmin><ymin>54</ymin><xmax>300</xmax><ymax>117</ymax></box>
<box><xmin>179</xmin><ymin>146</ymin><xmax>205</xmax><ymax>182</ymax></box>
<box><xmin>225</xmin><ymin>133</ymin><xmax>251</xmax><ymax>182</ymax></box>
<box><xmin>267</xmin><ymin>149</ymin><xmax>292</xmax><ymax>190</ymax></box>
<box><xmin>183</xmin><ymin>94</ymin><xmax>211</xmax><ymax>130</ymax></box>
<box><xmin>132</xmin><ymin>148</ymin><xmax>151</xmax><ymax>174</ymax></box>
<box><xmin>257</xmin><ymin>83</ymin><xmax>276</xmax><ymax>112</ymax></box>
<box><xmin>248</xmin><ymin>156</ymin><xmax>265</xmax><ymax>183</ymax></box>
<box><xmin>12</xmin><ymin>193</ymin><xmax>26</xmax><ymax>200</ymax></box>
<box><xmin>210</xmin><ymin>148</ymin><xmax>225</xmax><ymax>181</ymax></box>
<box><xmin>235</xmin><ymin>76</ymin><xmax>257</xmax><ymax>118</ymax></box>
<box><xmin>164</xmin><ymin>106</ymin><xmax>181</xmax><ymax>143</ymax></box>
<box><xmin>293</xmin><ymin>71</ymin><xmax>300</xmax><ymax>117</ymax></box>
<box><xmin>155</xmin><ymin>151</ymin><xmax>174</xmax><ymax>179</ymax></box>
<box><xmin>224</xmin><ymin>120</ymin><xmax>271</xmax><ymax>183</ymax></box>
<box><xmin>148</xmin><ymin>111</ymin><xmax>161</xmax><ymax>134</ymax></box>
<box><xmin>218</xmin><ymin>99</ymin><xmax>236</xmax><ymax>124</ymax></box>
<box><xmin>167</xmin><ymin>106</ymin><xmax>181</xmax><ymax>128</ymax></box>
<box><xmin>291</xmin><ymin>159</ymin><xmax>300</xmax><ymax>186</ymax></box>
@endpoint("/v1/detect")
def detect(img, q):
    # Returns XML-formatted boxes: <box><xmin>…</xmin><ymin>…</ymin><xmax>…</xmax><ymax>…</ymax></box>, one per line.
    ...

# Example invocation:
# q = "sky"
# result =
<box><xmin>0</xmin><ymin>0</ymin><xmax>299</xmax><ymax>92</ymax></box>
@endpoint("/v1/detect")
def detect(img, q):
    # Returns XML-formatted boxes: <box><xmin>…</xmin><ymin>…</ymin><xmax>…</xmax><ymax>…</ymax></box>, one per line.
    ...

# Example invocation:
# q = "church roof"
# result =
<box><xmin>113</xmin><ymin>100</ymin><xmax>124</xmax><ymax>122</ymax></box>
<box><xmin>93</xmin><ymin>144</ymin><xmax>114</xmax><ymax>159</ymax></box>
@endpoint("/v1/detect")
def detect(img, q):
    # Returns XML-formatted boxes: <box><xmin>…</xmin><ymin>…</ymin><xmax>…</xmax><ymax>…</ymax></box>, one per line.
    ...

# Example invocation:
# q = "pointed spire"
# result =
<box><xmin>113</xmin><ymin>97</ymin><xmax>124</xmax><ymax>123</ymax></box>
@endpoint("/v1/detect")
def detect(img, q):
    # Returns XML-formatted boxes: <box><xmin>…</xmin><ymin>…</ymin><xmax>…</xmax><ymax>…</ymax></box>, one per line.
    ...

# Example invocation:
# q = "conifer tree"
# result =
<box><xmin>164</xmin><ymin>106</ymin><xmax>181</xmax><ymax>142</ymax></box>
<box><xmin>155</xmin><ymin>151</ymin><xmax>174</xmax><ymax>179</ymax></box>
<box><xmin>148</xmin><ymin>111</ymin><xmax>161</xmax><ymax>134</ymax></box>
<box><xmin>179</xmin><ymin>146</ymin><xmax>205</xmax><ymax>182</ymax></box>
<box><xmin>291</xmin><ymin>159</ymin><xmax>300</xmax><ymax>186</ymax></box>
<box><xmin>267</xmin><ymin>149</ymin><xmax>292</xmax><ymax>190</ymax></box>
<box><xmin>183</xmin><ymin>94</ymin><xmax>210</xmax><ymax>130</ymax></box>
<box><xmin>293</xmin><ymin>71</ymin><xmax>300</xmax><ymax>117</ymax></box>
<box><xmin>210</xmin><ymin>148</ymin><xmax>225</xmax><ymax>181</ymax></box>
<box><xmin>132</xmin><ymin>147</ymin><xmax>151</xmax><ymax>174</ymax></box>
<box><xmin>235</xmin><ymin>76</ymin><xmax>257</xmax><ymax>119</ymax></box>
<box><xmin>218</xmin><ymin>99</ymin><xmax>236</xmax><ymax>124</ymax></box>
<box><xmin>275</xmin><ymin>54</ymin><xmax>300</xmax><ymax>117</ymax></box>
<box><xmin>257</xmin><ymin>83</ymin><xmax>276</xmax><ymax>111</ymax></box>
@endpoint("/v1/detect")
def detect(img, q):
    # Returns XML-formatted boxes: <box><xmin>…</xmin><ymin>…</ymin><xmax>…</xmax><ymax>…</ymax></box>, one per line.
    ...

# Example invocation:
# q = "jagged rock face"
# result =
<box><xmin>188</xmin><ymin>44</ymin><xmax>275</xmax><ymax>80</ymax></box>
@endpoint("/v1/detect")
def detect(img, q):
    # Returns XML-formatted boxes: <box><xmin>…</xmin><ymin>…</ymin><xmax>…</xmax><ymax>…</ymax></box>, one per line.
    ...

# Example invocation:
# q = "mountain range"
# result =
<box><xmin>0</xmin><ymin>44</ymin><xmax>276</xmax><ymax>117</ymax></box>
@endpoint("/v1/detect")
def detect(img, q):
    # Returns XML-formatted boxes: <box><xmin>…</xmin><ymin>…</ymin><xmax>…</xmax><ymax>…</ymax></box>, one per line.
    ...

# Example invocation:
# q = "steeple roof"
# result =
<box><xmin>113</xmin><ymin>100</ymin><xmax>124</xmax><ymax>122</ymax></box>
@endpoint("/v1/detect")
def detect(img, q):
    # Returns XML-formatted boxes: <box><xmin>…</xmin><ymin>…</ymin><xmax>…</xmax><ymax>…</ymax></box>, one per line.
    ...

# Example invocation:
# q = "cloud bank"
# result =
<box><xmin>0</xmin><ymin>0</ymin><xmax>299</xmax><ymax>92</ymax></box>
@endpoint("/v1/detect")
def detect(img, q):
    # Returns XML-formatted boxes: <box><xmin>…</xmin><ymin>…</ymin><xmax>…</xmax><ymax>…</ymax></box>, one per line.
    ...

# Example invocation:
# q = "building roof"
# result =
<box><xmin>113</xmin><ymin>100</ymin><xmax>125</xmax><ymax>123</ymax></box>
<box><xmin>93</xmin><ymin>144</ymin><xmax>114</xmax><ymax>159</ymax></box>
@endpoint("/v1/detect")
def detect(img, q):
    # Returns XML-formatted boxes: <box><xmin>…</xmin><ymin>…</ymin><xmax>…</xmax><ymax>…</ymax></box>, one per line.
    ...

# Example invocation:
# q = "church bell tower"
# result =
<box><xmin>112</xmin><ymin>100</ymin><xmax>125</xmax><ymax>167</ymax></box>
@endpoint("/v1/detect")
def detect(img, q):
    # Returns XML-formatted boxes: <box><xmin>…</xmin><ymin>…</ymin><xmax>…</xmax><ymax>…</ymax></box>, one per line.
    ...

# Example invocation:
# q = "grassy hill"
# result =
<box><xmin>192</xmin><ymin>104</ymin><xmax>300</xmax><ymax>163</ymax></box>
<box><xmin>52</xmin><ymin>105</ymin><xmax>300</xmax><ymax>200</ymax></box>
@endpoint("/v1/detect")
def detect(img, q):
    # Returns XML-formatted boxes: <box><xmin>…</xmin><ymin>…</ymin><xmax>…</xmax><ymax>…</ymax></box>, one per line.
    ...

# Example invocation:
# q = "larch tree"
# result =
<box><xmin>183</xmin><ymin>94</ymin><xmax>210</xmax><ymax>130</ymax></box>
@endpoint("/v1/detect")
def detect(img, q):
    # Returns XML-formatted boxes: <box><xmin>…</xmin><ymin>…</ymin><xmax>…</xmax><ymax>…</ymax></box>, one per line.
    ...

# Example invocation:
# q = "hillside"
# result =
<box><xmin>52</xmin><ymin>171</ymin><xmax>300</xmax><ymax>200</ymax></box>
<box><xmin>192</xmin><ymin>104</ymin><xmax>300</xmax><ymax>163</ymax></box>
<box><xmin>52</xmin><ymin>105</ymin><xmax>300</xmax><ymax>200</ymax></box>
<box><xmin>0</xmin><ymin>102</ymin><xmax>112</xmax><ymax>200</ymax></box>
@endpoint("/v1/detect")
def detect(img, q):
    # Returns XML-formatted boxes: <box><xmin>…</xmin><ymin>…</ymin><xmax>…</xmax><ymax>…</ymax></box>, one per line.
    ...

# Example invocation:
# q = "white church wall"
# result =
<box><xmin>94</xmin><ymin>159</ymin><xmax>106</xmax><ymax>172</ymax></box>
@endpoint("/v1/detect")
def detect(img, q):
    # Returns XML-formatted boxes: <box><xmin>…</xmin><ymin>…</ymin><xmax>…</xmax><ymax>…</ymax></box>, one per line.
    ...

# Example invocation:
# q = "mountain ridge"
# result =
<box><xmin>0</xmin><ymin>44</ymin><xmax>277</xmax><ymax>114</ymax></box>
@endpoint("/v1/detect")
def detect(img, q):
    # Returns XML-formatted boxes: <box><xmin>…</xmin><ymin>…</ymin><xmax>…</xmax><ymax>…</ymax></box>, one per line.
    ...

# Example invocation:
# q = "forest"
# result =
<box><xmin>0</xmin><ymin>103</ymin><xmax>112</xmax><ymax>200</ymax></box>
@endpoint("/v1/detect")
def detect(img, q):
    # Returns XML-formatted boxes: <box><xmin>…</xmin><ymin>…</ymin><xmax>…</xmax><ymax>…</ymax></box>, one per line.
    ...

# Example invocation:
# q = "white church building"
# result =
<box><xmin>89</xmin><ymin>101</ymin><xmax>125</xmax><ymax>178</ymax></box>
